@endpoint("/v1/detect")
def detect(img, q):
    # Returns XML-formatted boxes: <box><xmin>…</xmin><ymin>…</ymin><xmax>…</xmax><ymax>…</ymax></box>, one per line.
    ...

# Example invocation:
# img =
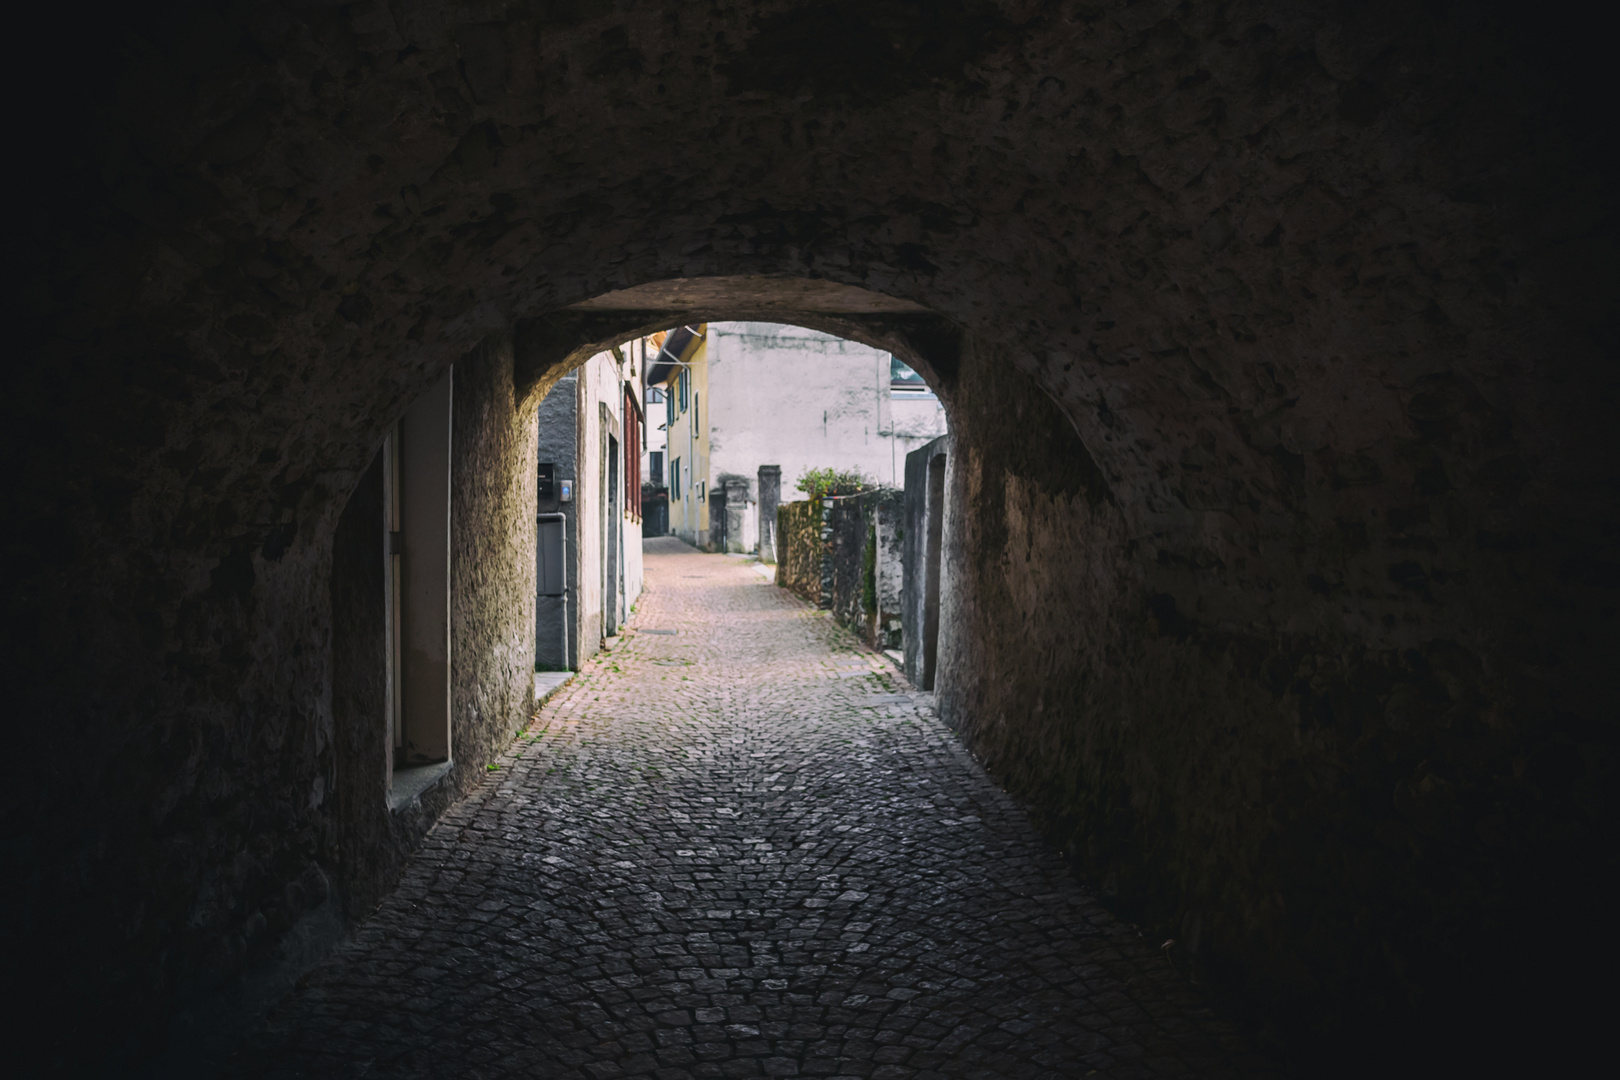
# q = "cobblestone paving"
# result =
<box><xmin>230</xmin><ymin>540</ymin><xmax>1273</xmax><ymax>1078</ymax></box>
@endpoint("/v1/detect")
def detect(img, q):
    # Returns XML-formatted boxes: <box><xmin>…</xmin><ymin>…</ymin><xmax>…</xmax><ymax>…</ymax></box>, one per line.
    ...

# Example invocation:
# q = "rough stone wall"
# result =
<box><xmin>936</xmin><ymin>330</ymin><xmax>1616</xmax><ymax>1062</ymax></box>
<box><xmin>449</xmin><ymin>338</ymin><xmax>538</xmax><ymax>787</ymax></box>
<box><xmin>902</xmin><ymin>436</ymin><xmax>952</xmax><ymax>687</ymax></box>
<box><xmin>775</xmin><ymin>500</ymin><xmax>826</xmax><ymax>606</ymax></box>
<box><xmin>827</xmin><ymin>490</ymin><xmax>906</xmax><ymax>647</ymax></box>
<box><xmin>828</xmin><ymin>496</ymin><xmax>872</xmax><ymax>638</ymax></box>
<box><xmin>873</xmin><ymin>495</ymin><xmax>906</xmax><ymax>650</ymax></box>
<box><xmin>4</xmin><ymin>1</ymin><xmax>1615</xmax><ymax>1070</ymax></box>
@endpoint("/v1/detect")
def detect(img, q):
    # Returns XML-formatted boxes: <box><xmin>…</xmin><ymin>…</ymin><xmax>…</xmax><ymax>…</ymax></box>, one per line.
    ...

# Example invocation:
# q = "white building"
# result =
<box><xmin>535</xmin><ymin>341</ymin><xmax>648</xmax><ymax>668</ymax></box>
<box><xmin>703</xmin><ymin>322</ymin><xmax>948</xmax><ymax>553</ymax></box>
<box><xmin>578</xmin><ymin>347</ymin><xmax>644</xmax><ymax>634</ymax></box>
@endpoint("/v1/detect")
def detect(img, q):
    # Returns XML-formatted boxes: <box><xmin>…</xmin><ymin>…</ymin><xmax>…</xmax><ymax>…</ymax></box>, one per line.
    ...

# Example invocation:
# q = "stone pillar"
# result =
<box><xmin>902</xmin><ymin>435</ymin><xmax>951</xmax><ymax>689</ymax></box>
<box><xmin>757</xmin><ymin>465</ymin><xmax>781</xmax><ymax>563</ymax></box>
<box><xmin>722</xmin><ymin>476</ymin><xmax>751</xmax><ymax>553</ymax></box>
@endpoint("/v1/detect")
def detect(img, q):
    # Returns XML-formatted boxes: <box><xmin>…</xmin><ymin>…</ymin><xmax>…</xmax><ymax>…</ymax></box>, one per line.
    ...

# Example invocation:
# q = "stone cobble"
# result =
<box><xmin>229</xmin><ymin>540</ymin><xmax>1273</xmax><ymax>1078</ymax></box>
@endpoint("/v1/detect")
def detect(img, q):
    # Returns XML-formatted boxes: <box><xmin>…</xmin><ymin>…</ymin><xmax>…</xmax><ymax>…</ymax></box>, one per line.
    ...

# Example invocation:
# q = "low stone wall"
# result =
<box><xmin>779</xmin><ymin>492</ymin><xmax>904</xmax><ymax>648</ymax></box>
<box><xmin>902</xmin><ymin>436</ymin><xmax>951</xmax><ymax>687</ymax></box>
<box><xmin>828</xmin><ymin>490</ymin><xmax>905</xmax><ymax>648</ymax></box>
<box><xmin>775</xmin><ymin>499</ymin><xmax>825</xmax><ymax>605</ymax></box>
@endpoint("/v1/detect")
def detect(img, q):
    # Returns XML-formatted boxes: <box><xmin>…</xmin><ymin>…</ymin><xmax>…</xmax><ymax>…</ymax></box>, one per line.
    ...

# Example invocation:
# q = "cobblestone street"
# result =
<box><xmin>231</xmin><ymin>539</ymin><xmax>1272</xmax><ymax>1079</ymax></box>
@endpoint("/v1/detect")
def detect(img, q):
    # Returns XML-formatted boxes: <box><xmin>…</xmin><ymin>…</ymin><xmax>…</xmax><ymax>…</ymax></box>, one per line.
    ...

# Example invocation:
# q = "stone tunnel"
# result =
<box><xmin>2</xmin><ymin>1</ymin><xmax>1614</xmax><ymax>1075</ymax></box>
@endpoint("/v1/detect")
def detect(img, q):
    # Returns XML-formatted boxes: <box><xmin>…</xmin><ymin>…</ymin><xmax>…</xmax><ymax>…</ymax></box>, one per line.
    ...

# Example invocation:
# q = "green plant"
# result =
<box><xmin>795</xmin><ymin>467</ymin><xmax>872</xmax><ymax>500</ymax></box>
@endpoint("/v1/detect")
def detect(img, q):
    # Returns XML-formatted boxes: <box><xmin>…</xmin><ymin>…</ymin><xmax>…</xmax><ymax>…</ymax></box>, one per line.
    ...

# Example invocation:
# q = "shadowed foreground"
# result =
<box><xmin>230</xmin><ymin>540</ymin><xmax>1271</xmax><ymax>1078</ymax></box>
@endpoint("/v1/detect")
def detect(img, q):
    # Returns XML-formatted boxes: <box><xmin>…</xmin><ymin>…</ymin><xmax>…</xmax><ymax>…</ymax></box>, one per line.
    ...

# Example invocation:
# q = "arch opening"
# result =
<box><xmin>510</xmin><ymin>275</ymin><xmax>963</xmax><ymax>413</ymax></box>
<box><xmin>518</xmin><ymin>296</ymin><xmax>958</xmax><ymax>675</ymax></box>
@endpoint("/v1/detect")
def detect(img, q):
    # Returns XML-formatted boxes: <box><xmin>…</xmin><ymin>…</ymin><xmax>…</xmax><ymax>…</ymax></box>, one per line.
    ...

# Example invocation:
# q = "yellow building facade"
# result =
<box><xmin>651</xmin><ymin>326</ymin><xmax>711</xmax><ymax>549</ymax></box>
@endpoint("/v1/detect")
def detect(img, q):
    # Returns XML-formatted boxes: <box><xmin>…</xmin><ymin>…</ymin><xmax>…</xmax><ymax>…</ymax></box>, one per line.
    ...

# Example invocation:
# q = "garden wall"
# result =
<box><xmin>828</xmin><ymin>490</ymin><xmax>906</xmax><ymax>649</ymax></box>
<box><xmin>775</xmin><ymin>499</ymin><xmax>826</xmax><ymax>606</ymax></box>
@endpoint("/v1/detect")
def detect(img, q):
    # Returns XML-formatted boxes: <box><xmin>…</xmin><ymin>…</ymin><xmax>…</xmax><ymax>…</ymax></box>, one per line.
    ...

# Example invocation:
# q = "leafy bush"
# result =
<box><xmin>795</xmin><ymin>467</ymin><xmax>872</xmax><ymax>500</ymax></box>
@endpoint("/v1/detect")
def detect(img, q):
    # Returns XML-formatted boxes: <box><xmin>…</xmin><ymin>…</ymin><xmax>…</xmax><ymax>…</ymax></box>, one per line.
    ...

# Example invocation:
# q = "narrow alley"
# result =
<box><xmin>230</xmin><ymin>540</ymin><xmax>1270</xmax><ymax>1079</ymax></box>
<box><xmin>14</xmin><ymin>9</ymin><xmax>1611</xmax><ymax>1072</ymax></box>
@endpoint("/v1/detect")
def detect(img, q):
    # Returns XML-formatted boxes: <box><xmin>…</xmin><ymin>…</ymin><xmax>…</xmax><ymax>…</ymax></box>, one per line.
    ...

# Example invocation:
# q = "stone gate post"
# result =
<box><xmin>757</xmin><ymin>465</ymin><xmax>781</xmax><ymax>563</ymax></box>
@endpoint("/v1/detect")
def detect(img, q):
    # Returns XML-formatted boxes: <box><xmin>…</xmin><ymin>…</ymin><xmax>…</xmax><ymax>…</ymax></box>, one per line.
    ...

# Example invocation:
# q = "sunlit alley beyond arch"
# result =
<box><xmin>2</xmin><ymin>3</ymin><xmax>1613</xmax><ymax>1076</ymax></box>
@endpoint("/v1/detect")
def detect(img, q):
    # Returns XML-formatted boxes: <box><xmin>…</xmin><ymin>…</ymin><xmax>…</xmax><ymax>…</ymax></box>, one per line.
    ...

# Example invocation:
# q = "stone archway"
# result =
<box><xmin>4</xmin><ymin>2</ymin><xmax>1614</xmax><ymax>1072</ymax></box>
<box><xmin>513</xmin><ymin>277</ymin><xmax>962</xmax><ymax>409</ymax></box>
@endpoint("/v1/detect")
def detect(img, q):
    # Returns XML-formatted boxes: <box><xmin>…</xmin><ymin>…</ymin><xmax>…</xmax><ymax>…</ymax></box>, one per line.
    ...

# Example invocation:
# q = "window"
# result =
<box><xmin>890</xmin><ymin>354</ymin><xmax>932</xmax><ymax>395</ymax></box>
<box><xmin>678</xmin><ymin>369</ymin><xmax>690</xmax><ymax>412</ymax></box>
<box><xmin>649</xmin><ymin>450</ymin><xmax>664</xmax><ymax>487</ymax></box>
<box><xmin>624</xmin><ymin>387</ymin><xmax>641</xmax><ymax>521</ymax></box>
<box><xmin>647</xmin><ymin>386</ymin><xmax>663</xmax><ymax>404</ymax></box>
<box><xmin>693</xmin><ymin>391</ymin><xmax>699</xmax><ymax>430</ymax></box>
<box><xmin>671</xmin><ymin>456</ymin><xmax>681</xmax><ymax>500</ymax></box>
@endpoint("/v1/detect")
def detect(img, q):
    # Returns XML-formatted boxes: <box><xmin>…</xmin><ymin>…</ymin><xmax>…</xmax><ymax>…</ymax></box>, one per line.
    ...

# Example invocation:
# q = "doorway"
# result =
<box><xmin>385</xmin><ymin>368</ymin><xmax>453</xmax><ymax>775</ymax></box>
<box><xmin>710</xmin><ymin>486</ymin><xmax>728</xmax><ymax>552</ymax></box>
